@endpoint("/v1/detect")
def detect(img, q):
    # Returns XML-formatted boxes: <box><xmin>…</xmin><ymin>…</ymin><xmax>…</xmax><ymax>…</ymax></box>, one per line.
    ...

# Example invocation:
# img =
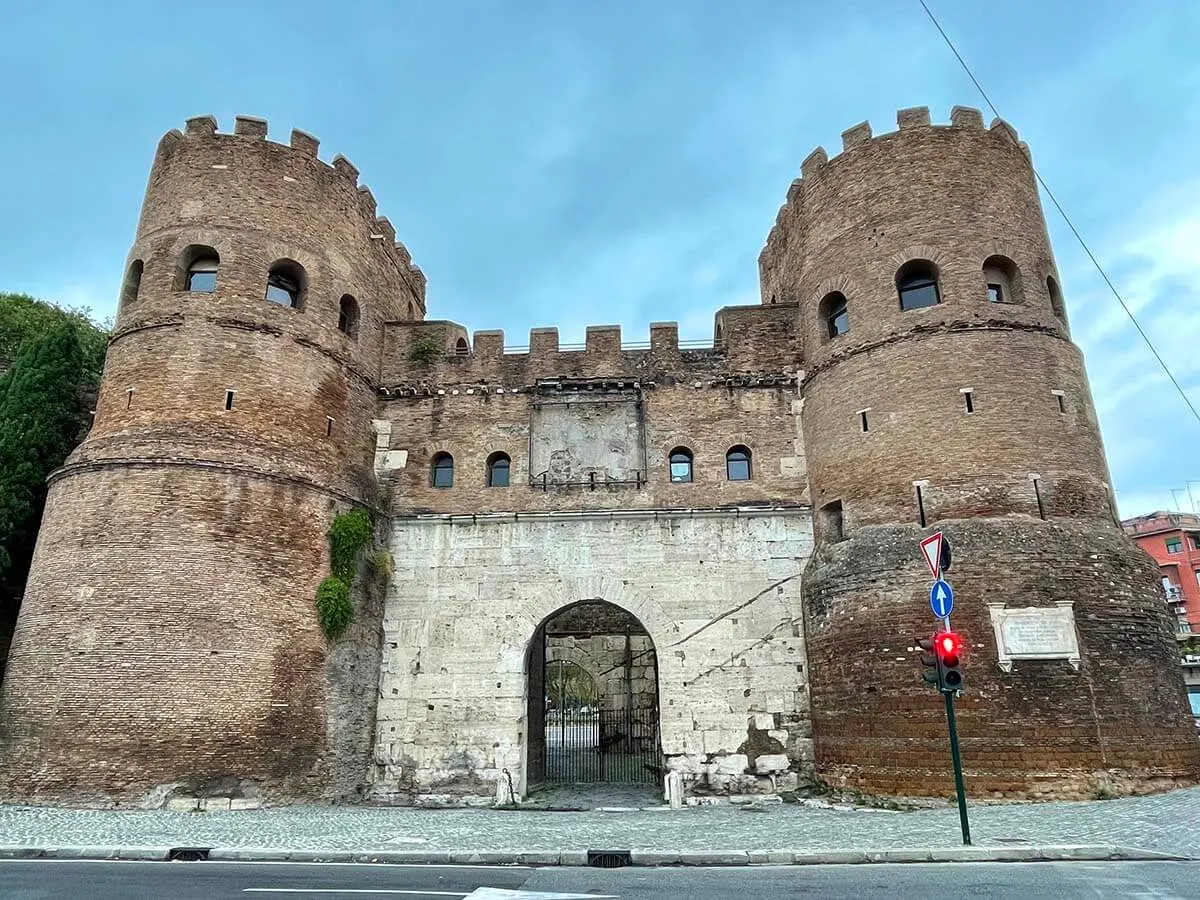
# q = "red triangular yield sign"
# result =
<box><xmin>920</xmin><ymin>532</ymin><xmax>943</xmax><ymax>579</ymax></box>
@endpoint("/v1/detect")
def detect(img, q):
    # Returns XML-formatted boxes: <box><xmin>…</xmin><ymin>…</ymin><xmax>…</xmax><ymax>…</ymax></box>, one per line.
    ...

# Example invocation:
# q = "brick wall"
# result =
<box><xmin>762</xmin><ymin>107</ymin><xmax>1200</xmax><ymax>797</ymax></box>
<box><xmin>0</xmin><ymin>117</ymin><xmax>416</xmax><ymax>804</ymax></box>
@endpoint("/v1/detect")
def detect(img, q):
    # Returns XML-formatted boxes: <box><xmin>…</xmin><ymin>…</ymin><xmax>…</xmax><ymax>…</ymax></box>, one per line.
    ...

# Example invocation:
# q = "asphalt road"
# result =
<box><xmin>0</xmin><ymin>860</ymin><xmax>1198</xmax><ymax>899</ymax></box>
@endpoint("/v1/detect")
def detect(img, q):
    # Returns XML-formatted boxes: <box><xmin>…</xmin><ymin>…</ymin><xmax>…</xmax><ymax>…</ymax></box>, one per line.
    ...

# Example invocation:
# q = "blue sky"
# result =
<box><xmin>1</xmin><ymin>0</ymin><xmax>1197</xmax><ymax>518</ymax></box>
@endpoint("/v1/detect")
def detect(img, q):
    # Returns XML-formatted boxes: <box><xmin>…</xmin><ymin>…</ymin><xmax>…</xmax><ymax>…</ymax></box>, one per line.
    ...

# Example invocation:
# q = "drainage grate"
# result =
<box><xmin>587</xmin><ymin>850</ymin><xmax>632</xmax><ymax>868</ymax></box>
<box><xmin>168</xmin><ymin>847</ymin><xmax>212</xmax><ymax>861</ymax></box>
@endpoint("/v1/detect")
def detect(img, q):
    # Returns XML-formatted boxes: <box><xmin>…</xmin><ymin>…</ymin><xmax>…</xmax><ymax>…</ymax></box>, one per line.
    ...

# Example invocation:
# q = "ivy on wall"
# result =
<box><xmin>316</xmin><ymin>508</ymin><xmax>374</xmax><ymax>640</ymax></box>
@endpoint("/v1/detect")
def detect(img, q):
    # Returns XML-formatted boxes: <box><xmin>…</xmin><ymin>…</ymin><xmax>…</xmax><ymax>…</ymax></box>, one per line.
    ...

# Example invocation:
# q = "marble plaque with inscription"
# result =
<box><xmin>987</xmin><ymin>601</ymin><xmax>1081</xmax><ymax>671</ymax></box>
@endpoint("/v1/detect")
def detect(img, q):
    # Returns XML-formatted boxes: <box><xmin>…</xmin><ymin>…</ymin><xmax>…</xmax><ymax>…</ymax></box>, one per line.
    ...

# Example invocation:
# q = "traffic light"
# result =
<box><xmin>918</xmin><ymin>635</ymin><xmax>940</xmax><ymax>687</ymax></box>
<box><xmin>935</xmin><ymin>631</ymin><xmax>964</xmax><ymax>692</ymax></box>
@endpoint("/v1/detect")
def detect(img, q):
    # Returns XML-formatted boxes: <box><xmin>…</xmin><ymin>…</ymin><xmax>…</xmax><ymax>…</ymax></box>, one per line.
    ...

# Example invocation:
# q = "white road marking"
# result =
<box><xmin>243</xmin><ymin>891</ymin><xmax>464</xmax><ymax>896</ymax></box>
<box><xmin>240</xmin><ymin>890</ymin><xmax>617</xmax><ymax>899</ymax></box>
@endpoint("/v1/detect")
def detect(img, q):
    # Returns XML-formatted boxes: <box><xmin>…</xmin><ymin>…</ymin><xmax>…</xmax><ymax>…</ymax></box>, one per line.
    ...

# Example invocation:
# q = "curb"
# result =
<box><xmin>0</xmin><ymin>844</ymin><xmax>1189</xmax><ymax>865</ymax></box>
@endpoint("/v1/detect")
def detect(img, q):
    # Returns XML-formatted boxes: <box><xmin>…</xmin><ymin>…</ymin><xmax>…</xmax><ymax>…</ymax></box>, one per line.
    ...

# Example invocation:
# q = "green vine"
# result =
<box><xmin>316</xmin><ymin>576</ymin><xmax>353</xmax><ymax>640</ymax></box>
<box><xmin>315</xmin><ymin>508</ymin><xmax>373</xmax><ymax>640</ymax></box>
<box><xmin>408</xmin><ymin>336</ymin><xmax>442</xmax><ymax>366</ymax></box>
<box><xmin>329</xmin><ymin>508</ymin><xmax>372</xmax><ymax>582</ymax></box>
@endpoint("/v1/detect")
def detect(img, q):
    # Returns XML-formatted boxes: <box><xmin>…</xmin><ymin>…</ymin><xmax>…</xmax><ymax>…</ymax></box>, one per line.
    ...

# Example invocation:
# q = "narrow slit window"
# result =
<box><xmin>859</xmin><ymin>410</ymin><xmax>869</xmax><ymax>433</ymax></box>
<box><xmin>1032</xmin><ymin>476</ymin><xmax>1046</xmax><ymax>520</ymax></box>
<box><xmin>1053</xmin><ymin>391</ymin><xmax>1066</xmax><ymax>414</ymax></box>
<box><xmin>962</xmin><ymin>389</ymin><xmax>974</xmax><ymax>414</ymax></box>
<box><xmin>326</xmin><ymin>416</ymin><xmax>334</xmax><ymax>437</ymax></box>
<box><xmin>126</xmin><ymin>388</ymin><xmax>135</xmax><ymax>409</ymax></box>
<box><xmin>915</xmin><ymin>484</ymin><xmax>927</xmax><ymax>528</ymax></box>
<box><xmin>225</xmin><ymin>390</ymin><xmax>235</xmax><ymax>411</ymax></box>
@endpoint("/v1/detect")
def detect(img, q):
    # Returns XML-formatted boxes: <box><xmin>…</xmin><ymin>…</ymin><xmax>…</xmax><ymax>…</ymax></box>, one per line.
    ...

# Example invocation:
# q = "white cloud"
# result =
<box><xmin>1064</xmin><ymin>178</ymin><xmax>1200</xmax><ymax>518</ymax></box>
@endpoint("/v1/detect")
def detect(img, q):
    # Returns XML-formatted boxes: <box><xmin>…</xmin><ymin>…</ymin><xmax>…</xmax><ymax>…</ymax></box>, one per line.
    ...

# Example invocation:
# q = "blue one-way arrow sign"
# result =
<box><xmin>930</xmin><ymin>579</ymin><xmax>954</xmax><ymax>618</ymax></box>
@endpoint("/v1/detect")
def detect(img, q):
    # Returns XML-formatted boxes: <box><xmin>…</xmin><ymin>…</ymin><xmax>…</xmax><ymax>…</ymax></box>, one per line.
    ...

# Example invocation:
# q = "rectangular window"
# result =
<box><xmin>1167</xmin><ymin>537</ymin><xmax>1183</xmax><ymax>554</ymax></box>
<box><xmin>915</xmin><ymin>483</ymin><xmax>927</xmax><ymax>528</ymax></box>
<box><xmin>1052</xmin><ymin>390</ymin><xmax>1066</xmax><ymax>413</ymax></box>
<box><xmin>224</xmin><ymin>390</ymin><xmax>235</xmax><ymax>411</ymax></box>
<box><xmin>126</xmin><ymin>388</ymin><xmax>135</xmax><ymax>409</ymax></box>
<box><xmin>986</xmin><ymin>283</ymin><xmax>1004</xmax><ymax>303</ymax></box>
<box><xmin>859</xmin><ymin>409</ymin><xmax>869</xmax><ymax>433</ymax></box>
<box><xmin>1032</xmin><ymin>476</ymin><xmax>1046</xmax><ymax>520</ymax></box>
<box><xmin>962</xmin><ymin>389</ymin><xmax>974</xmax><ymax>414</ymax></box>
<box><xmin>1191</xmin><ymin>534</ymin><xmax>1200</xmax><ymax>550</ymax></box>
<box><xmin>325</xmin><ymin>416</ymin><xmax>334</xmax><ymax>437</ymax></box>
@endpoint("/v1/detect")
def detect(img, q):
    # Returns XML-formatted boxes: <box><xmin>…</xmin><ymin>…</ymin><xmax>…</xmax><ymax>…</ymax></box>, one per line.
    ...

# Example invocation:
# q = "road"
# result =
<box><xmin>0</xmin><ymin>860</ymin><xmax>1198</xmax><ymax>898</ymax></box>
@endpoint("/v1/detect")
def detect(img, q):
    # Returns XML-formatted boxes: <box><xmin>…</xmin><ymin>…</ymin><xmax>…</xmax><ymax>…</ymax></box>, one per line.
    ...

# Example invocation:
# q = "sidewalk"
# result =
<box><xmin>0</xmin><ymin>786</ymin><xmax>1196</xmax><ymax>865</ymax></box>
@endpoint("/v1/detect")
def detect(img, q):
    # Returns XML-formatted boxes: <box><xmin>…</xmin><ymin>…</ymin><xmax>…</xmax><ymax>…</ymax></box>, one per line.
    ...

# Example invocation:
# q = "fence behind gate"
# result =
<box><xmin>544</xmin><ymin>705</ymin><xmax>661</xmax><ymax>783</ymax></box>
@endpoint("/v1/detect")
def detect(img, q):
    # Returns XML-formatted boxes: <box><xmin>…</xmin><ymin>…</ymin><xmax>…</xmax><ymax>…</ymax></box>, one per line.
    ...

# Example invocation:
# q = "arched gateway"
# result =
<box><xmin>525</xmin><ymin>600</ymin><xmax>662</xmax><ymax>787</ymax></box>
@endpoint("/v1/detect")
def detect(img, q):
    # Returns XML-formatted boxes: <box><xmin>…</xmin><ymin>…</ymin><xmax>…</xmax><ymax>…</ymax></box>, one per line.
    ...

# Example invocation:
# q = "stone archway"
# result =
<box><xmin>525</xmin><ymin>600</ymin><xmax>662</xmax><ymax>787</ymax></box>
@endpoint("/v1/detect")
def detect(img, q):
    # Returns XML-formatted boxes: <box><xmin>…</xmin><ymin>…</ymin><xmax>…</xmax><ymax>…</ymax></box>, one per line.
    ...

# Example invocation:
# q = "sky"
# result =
<box><xmin>1</xmin><ymin>0</ymin><xmax>1197</xmax><ymax>518</ymax></box>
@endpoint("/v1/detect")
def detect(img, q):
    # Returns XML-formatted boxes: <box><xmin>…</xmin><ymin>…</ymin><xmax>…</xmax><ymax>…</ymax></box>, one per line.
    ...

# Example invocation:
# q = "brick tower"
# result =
<box><xmin>760</xmin><ymin>106</ymin><xmax>1200</xmax><ymax>798</ymax></box>
<box><xmin>0</xmin><ymin>116</ymin><xmax>423</xmax><ymax>804</ymax></box>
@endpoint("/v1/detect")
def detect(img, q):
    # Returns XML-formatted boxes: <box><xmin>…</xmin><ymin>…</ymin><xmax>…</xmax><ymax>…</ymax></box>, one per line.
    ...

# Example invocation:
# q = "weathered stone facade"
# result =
<box><xmin>0</xmin><ymin>106</ymin><xmax>1195</xmax><ymax>808</ymax></box>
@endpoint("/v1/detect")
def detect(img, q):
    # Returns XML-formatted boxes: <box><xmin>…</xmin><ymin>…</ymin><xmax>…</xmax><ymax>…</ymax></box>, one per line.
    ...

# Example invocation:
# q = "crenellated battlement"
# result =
<box><xmin>380</xmin><ymin>303</ymin><xmax>799</xmax><ymax>388</ymax></box>
<box><xmin>759</xmin><ymin>106</ymin><xmax>1030</xmax><ymax>279</ymax></box>
<box><xmin>158</xmin><ymin>115</ymin><xmax>426</xmax><ymax>308</ymax></box>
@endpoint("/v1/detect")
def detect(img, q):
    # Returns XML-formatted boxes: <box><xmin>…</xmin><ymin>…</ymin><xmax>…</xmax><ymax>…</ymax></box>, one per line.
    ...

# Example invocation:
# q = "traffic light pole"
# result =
<box><xmin>942</xmin><ymin>689</ymin><xmax>971</xmax><ymax>846</ymax></box>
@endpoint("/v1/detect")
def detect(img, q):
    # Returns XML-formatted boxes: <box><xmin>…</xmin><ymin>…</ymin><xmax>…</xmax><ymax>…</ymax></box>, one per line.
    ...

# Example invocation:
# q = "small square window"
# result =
<box><xmin>987</xmin><ymin>283</ymin><xmax>1004</xmax><ymax>303</ymax></box>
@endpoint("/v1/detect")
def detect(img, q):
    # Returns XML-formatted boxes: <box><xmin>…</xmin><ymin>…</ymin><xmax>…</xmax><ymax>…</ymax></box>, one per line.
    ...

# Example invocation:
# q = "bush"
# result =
<box><xmin>408</xmin><ymin>336</ymin><xmax>441</xmax><ymax>365</ymax></box>
<box><xmin>315</xmin><ymin>576</ymin><xmax>353</xmax><ymax>640</ymax></box>
<box><xmin>329</xmin><ymin>509</ymin><xmax>372</xmax><ymax>581</ymax></box>
<box><xmin>368</xmin><ymin>548</ymin><xmax>395</xmax><ymax>578</ymax></box>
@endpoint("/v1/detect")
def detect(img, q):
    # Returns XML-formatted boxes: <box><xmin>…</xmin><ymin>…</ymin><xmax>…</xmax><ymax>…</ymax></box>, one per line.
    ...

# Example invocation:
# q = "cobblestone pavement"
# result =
<box><xmin>0</xmin><ymin>787</ymin><xmax>1197</xmax><ymax>857</ymax></box>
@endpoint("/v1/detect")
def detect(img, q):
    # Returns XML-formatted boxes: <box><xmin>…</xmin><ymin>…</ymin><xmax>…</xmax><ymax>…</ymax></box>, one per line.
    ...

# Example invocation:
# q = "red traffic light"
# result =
<box><xmin>935</xmin><ymin>631</ymin><xmax>963</xmax><ymax>663</ymax></box>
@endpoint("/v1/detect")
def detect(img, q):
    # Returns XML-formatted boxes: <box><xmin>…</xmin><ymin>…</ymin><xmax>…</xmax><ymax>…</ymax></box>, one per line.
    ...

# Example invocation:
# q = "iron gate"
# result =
<box><xmin>544</xmin><ymin>705</ymin><xmax>661</xmax><ymax>783</ymax></box>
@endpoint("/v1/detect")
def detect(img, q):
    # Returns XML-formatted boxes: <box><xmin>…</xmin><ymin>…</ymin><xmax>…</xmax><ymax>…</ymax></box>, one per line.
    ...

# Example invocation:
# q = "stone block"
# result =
<box><xmin>229</xmin><ymin>798</ymin><xmax>262</xmax><ymax>810</ymax></box>
<box><xmin>201</xmin><ymin>797</ymin><xmax>231</xmax><ymax>811</ymax></box>
<box><xmin>755</xmin><ymin>753</ymin><xmax>790</xmax><ymax>773</ymax></box>
<box><xmin>164</xmin><ymin>797</ymin><xmax>199</xmax><ymax>812</ymax></box>
<box><xmin>713</xmin><ymin>754</ymin><xmax>749</xmax><ymax>775</ymax></box>
<box><xmin>751</xmin><ymin>713</ymin><xmax>775</xmax><ymax>731</ymax></box>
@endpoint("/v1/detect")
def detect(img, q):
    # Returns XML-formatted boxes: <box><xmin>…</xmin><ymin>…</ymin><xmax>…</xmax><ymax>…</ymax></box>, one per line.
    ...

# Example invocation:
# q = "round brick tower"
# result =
<box><xmin>760</xmin><ymin>106</ymin><xmax>1200</xmax><ymax>799</ymax></box>
<box><xmin>0</xmin><ymin>115</ymin><xmax>425</xmax><ymax>804</ymax></box>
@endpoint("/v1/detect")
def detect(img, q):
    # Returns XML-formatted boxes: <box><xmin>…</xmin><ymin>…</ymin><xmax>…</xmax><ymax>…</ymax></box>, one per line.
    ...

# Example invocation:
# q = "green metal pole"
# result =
<box><xmin>943</xmin><ymin>690</ymin><xmax>972</xmax><ymax>845</ymax></box>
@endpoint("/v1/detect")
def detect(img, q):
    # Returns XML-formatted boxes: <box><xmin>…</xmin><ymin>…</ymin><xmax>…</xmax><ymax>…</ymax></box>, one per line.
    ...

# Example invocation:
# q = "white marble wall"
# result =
<box><xmin>368</xmin><ymin>508</ymin><xmax>814</xmax><ymax>803</ymax></box>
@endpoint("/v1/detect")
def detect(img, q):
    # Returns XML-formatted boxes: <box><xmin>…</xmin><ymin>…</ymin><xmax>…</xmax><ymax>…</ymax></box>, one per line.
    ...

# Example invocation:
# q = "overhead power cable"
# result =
<box><xmin>919</xmin><ymin>0</ymin><xmax>1200</xmax><ymax>428</ymax></box>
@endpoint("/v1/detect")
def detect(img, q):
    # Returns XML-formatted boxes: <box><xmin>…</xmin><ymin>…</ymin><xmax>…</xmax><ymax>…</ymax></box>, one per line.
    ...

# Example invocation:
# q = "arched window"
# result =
<box><xmin>1047</xmin><ymin>276</ymin><xmax>1068</xmax><ymax>327</ymax></box>
<box><xmin>431</xmin><ymin>452</ymin><xmax>454</xmax><ymax>488</ymax></box>
<box><xmin>487</xmin><ymin>452</ymin><xmax>510</xmax><ymax>488</ymax></box>
<box><xmin>668</xmin><ymin>447</ymin><xmax>693</xmax><ymax>483</ymax></box>
<box><xmin>726</xmin><ymin>445</ymin><xmax>751</xmax><ymax>481</ymax></box>
<box><xmin>455</xmin><ymin>337</ymin><xmax>469</xmax><ymax>356</ymax></box>
<box><xmin>819</xmin><ymin>291</ymin><xmax>849</xmax><ymax>339</ymax></box>
<box><xmin>265</xmin><ymin>259</ymin><xmax>306</xmax><ymax>308</ymax></box>
<box><xmin>982</xmin><ymin>255</ymin><xmax>1021</xmax><ymax>304</ymax></box>
<box><xmin>338</xmin><ymin>295</ymin><xmax>360</xmax><ymax>338</ymax></box>
<box><xmin>896</xmin><ymin>260</ymin><xmax>940</xmax><ymax>311</ymax></box>
<box><xmin>179</xmin><ymin>246</ymin><xmax>220</xmax><ymax>293</ymax></box>
<box><xmin>120</xmin><ymin>259</ymin><xmax>144</xmax><ymax>310</ymax></box>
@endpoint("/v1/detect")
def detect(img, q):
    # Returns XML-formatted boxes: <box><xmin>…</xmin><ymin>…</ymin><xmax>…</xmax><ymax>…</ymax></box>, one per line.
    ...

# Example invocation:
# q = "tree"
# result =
<box><xmin>0</xmin><ymin>323</ymin><xmax>90</xmax><ymax>589</ymax></box>
<box><xmin>0</xmin><ymin>292</ymin><xmax>107</xmax><ymax>379</ymax></box>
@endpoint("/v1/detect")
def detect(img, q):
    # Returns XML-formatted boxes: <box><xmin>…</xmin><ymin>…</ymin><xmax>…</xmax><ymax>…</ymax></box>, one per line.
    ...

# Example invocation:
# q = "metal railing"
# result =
<box><xmin>544</xmin><ymin>706</ymin><xmax>662</xmax><ymax>784</ymax></box>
